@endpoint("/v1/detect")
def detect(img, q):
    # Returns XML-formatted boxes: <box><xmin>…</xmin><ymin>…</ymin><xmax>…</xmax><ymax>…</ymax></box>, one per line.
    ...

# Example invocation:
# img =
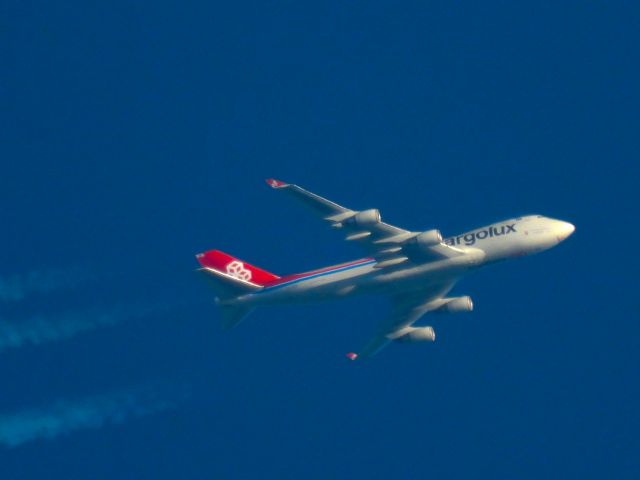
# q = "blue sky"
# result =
<box><xmin>2</xmin><ymin>2</ymin><xmax>639</xmax><ymax>478</ymax></box>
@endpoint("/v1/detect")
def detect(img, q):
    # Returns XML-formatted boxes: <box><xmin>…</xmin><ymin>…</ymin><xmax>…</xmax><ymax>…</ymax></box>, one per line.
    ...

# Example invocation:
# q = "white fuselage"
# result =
<box><xmin>232</xmin><ymin>215</ymin><xmax>574</xmax><ymax>308</ymax></box>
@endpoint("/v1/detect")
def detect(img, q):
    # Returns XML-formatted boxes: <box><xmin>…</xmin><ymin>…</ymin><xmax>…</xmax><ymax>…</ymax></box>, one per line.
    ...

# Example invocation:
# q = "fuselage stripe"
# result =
<box><xmin>262</xmin><ymin>260</ymin><xmax>376</xmax><ymax>291</ymax></box>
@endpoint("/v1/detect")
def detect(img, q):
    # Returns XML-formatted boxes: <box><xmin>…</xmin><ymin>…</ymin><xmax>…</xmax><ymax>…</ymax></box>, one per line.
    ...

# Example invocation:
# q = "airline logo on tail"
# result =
<box><xmin>225</xmin><ymin>261</ymin><xmax>252</xmax><ymax>281</ymax></box>
<box><xmin>196</xmin><ymin>250</ymin><xmax>280</xmax><ymax>285</ymax></box>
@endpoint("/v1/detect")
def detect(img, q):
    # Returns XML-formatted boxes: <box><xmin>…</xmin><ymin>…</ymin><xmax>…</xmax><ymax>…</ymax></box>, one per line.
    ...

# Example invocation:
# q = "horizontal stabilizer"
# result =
<box><xmin>196</xmin><ymin>249</ymin><xmax>276</xmax><ymax>330</ymax></box>
<box><xmin>218</xmin><ymin>304</ymin><xmax>254</xmax><ymax>330</ymax></box>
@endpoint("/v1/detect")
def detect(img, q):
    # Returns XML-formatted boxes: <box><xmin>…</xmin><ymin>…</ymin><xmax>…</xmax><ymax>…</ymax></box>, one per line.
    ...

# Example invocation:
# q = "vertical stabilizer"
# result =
<box><xmin>196</xmin><ymin>250</ymin><xmax>279</xmax><ymax>286</ymax></box>
<box><xmin>196</xmin><ymin>249</ymin><xmax>277</xmax><ymax>330</ymax></box>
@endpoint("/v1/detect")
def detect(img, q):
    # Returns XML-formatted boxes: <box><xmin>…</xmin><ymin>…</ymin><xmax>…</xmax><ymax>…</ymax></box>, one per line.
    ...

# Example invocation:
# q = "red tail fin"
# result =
<box><xmin>195</xmin><ymin>250</ymin><xmax>279</xmax><ymax>286</ymax></box>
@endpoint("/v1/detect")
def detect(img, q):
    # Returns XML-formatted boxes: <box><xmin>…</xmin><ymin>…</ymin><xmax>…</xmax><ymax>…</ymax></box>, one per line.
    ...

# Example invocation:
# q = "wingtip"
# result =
<box><xmin>265</xmin><ymin>178</ymin><xmax>288</xmax><ymax>189</ymax></box>
<box><xmin>346</xmin><ymin>352</ymin><xmax>358</xmax><ymax>361</ymax></box>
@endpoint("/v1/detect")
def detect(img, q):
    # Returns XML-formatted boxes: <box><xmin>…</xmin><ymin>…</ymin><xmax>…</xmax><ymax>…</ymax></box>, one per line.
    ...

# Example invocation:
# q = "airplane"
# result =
<box><xmin>196</xmin><ymin>179</ymin><xmax>575</xmax><ymax>360</ymax></box>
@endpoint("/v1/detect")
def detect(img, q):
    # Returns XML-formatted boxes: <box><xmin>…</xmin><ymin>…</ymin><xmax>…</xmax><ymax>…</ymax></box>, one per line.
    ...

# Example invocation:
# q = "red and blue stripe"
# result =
<box><xmin>262</xmin><ymin>258</ymin><xmax>375</xmax><ymax>291</ymax></box>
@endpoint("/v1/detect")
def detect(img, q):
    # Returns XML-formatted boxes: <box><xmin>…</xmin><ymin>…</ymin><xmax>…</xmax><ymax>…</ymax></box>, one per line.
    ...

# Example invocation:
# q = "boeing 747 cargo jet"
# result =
<box><xmin>196</xmin><ymin>179</ymin><xmax>574</xmax><ymax>360</ymax></box>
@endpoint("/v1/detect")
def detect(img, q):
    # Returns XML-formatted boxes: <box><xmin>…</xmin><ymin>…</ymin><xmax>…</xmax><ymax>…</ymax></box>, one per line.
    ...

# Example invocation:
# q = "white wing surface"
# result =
<box><xmin>349</xmin><ymin>281</ymin><xmax>457</xmax><ymax>359</ymax></box>
<box><xmin>265</xmin><ymin>179</ymin><xmax>465</xmax><ymax>266</ymax></box>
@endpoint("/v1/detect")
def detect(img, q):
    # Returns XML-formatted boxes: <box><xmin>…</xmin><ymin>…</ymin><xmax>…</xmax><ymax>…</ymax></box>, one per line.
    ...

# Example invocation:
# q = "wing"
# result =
<box><xmin>265</xmin><ymin>179</ymin><xmax>466</xmax><ymax>267</ymax></box>
<box><xmin>348</xmin><ymin>281</ymin><xmax>457</xmax><ymax>360</ymax></box>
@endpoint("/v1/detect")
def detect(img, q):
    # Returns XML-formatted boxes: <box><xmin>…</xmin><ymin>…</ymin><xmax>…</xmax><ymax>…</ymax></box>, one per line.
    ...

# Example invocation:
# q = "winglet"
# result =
<box><xmin>265</xmin><ymin>178</ymin><xmax>289</xmax><ymax>189</ymax></box>
<box><xmin>346</xmin><ymin>352</ymin><xmax>358</xmax><ymax>361</ymax></box>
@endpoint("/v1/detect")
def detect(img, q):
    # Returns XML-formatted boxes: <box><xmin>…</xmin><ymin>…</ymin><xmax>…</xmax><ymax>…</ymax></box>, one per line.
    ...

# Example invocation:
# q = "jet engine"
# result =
<box><xmin>393</xmin><ymin>326</ymin><xmax>436</xmax><ymax>343</ymax></box>
<box><xmin>414</xmin><ymin>229</ymin><xmax>443</xmax><ymax>249</ymax></box>
<box><xmin>352</xmin><ymin>209</ymin><xmax>381</xmax><ymax>227</ymax></box>
<box><xmin>436</xmin><ymin>296</ymin><xmax>473</xmax><ymax>313</ymax></box>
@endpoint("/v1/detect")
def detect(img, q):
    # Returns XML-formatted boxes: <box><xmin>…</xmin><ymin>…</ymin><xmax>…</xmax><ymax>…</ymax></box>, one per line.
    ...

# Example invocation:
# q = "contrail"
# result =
<box><xmin>0</xmin><ymin>304</ymin><xmax>161</xmax><ymax>353</ymax></box>
<box><xmin>0</xmin><ymin>384</ymin><xmax>188</xmax><ymax>448</ymax></box>
<box><xmin>0</xmin><ymin>267</ymin><xmax>92</xmax><ymax>303</ymax></box>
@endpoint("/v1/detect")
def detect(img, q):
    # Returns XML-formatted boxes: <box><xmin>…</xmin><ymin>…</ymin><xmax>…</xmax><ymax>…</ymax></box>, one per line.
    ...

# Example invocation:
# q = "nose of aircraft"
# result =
<box><xmin>556</xmin><ymin>221</ymin><xmax>575</xmax><ymax>242</ymax></box>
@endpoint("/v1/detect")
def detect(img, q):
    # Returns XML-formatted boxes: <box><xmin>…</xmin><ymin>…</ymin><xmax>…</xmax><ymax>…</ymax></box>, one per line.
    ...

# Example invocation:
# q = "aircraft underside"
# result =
<box><xmin>196</xmin><ymin>179</ymin><xmax>574</xmax><ymax>359</ymax></box>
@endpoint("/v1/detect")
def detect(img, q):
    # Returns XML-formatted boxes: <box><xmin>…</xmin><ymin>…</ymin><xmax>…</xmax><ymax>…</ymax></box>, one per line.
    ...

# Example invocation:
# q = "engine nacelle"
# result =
<box><xmin>437</xmin><ymin>296</ymin><xmax>473</xmax><ymax>313</ymax></box>
<box><xmin>393</xmin><ymin>326</ymin><xmax>436</xmax><ymax>343</ymax></box>
<box><xmin>414</xmin><ymin>229</ymin><xmax>443</xmax><ymax>249</ymax></box>
<box><xmin>351</xmin><ymin>209</ymin><xmax>381</xmax><ymax>227</ymax></box>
